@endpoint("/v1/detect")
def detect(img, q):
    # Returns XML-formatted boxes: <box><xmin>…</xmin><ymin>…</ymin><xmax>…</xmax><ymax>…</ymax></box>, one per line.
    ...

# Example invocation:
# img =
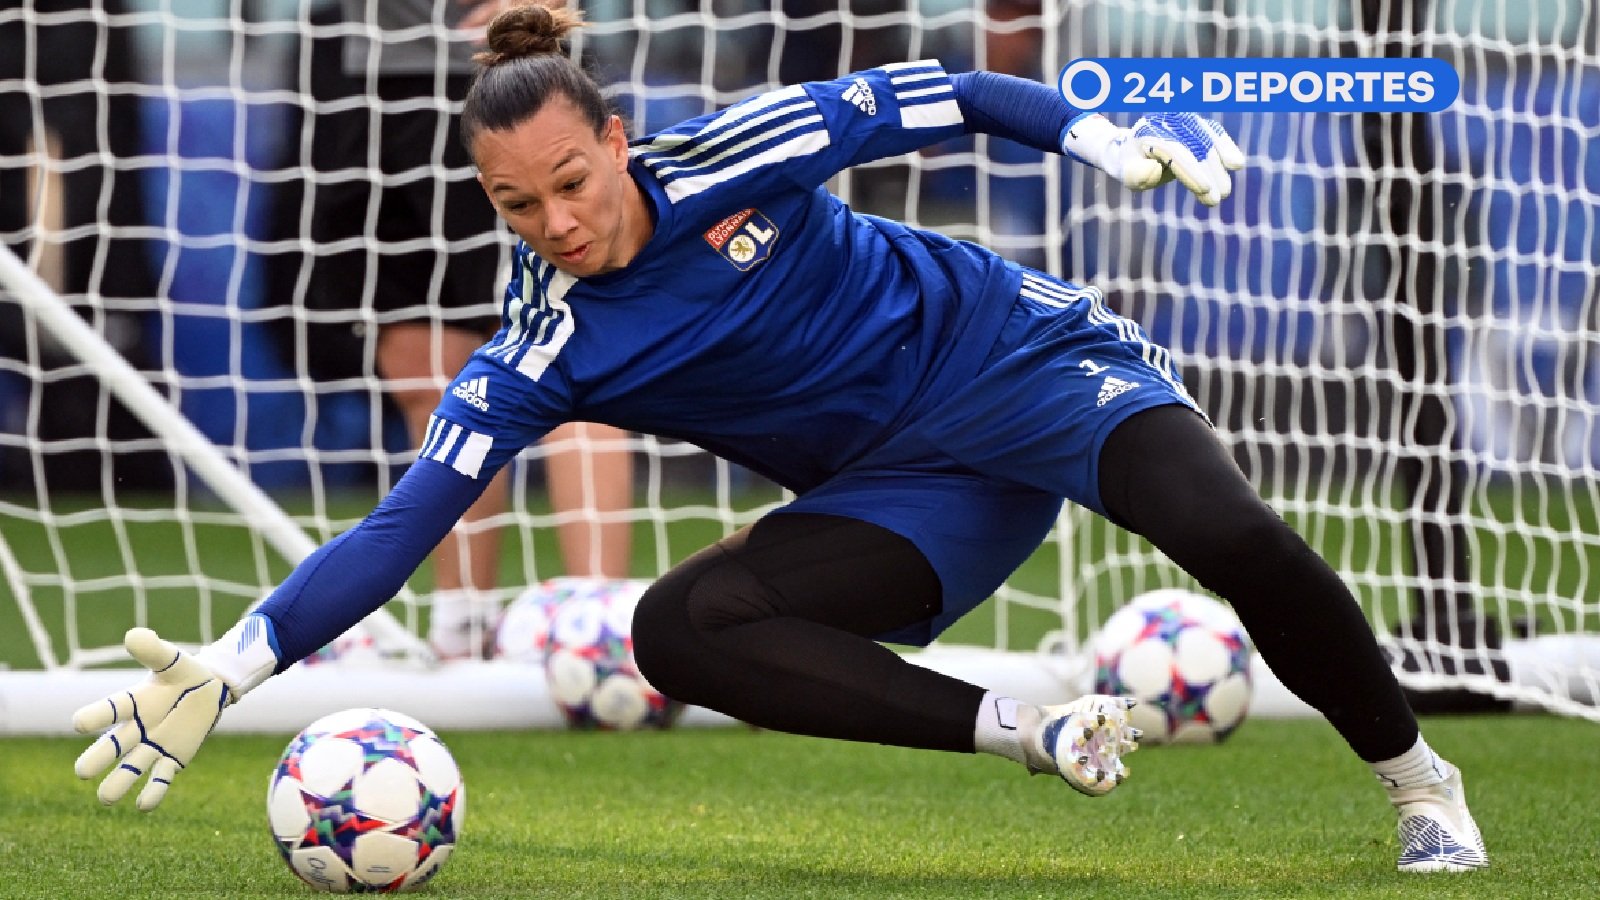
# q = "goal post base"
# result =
<box><xmin>7</xmin><ymin>636</ymin><xmax>1597</xmax><ymax>737</ymax></box>
<box><xmin>0</xmin><ymin>647</ymin><xmax>1323</xmax><ymax>736</ymax></box>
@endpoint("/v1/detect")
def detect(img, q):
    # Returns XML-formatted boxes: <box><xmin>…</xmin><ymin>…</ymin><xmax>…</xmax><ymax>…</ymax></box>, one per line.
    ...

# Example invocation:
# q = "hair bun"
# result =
<box><xmin>476</xmin><ymin>3</ymin><xmax>586</xmax><ymax>67</ymax></box>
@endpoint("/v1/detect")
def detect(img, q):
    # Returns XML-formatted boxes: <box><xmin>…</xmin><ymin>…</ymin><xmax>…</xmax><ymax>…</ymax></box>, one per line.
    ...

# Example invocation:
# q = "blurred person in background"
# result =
<box><xmin>0</xmin><ymin>0</ymin><xmax>170</xmax><ymax>491</ymax></box>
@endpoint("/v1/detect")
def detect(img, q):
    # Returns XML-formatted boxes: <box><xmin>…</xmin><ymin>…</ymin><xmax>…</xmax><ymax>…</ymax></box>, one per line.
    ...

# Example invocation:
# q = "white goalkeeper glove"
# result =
<box><xmin>73</xmin><ymin>616</ymin><xmax>278</xmax><ymax>811</ymax></box>
<box><xmin>1061</xmin><ymin>111</ymin><xmax>1245</xmax><ymax>207</ymax></box>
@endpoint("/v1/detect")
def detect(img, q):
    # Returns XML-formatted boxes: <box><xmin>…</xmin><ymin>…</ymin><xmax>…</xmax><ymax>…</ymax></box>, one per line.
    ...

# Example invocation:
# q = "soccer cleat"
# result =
<box><xmin>1391</xmin><ymin>768</ymin><xmax>1489</xmax><ymax>873</ymax></box>
<box><xmin>1034</xmin><ymin>695</ymin><xmax>1141</xmax><ymax>797</ymax></box>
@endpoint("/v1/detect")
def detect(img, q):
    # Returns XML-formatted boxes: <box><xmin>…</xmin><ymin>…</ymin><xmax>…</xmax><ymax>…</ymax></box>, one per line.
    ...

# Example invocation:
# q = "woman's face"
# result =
<box><xmin>474</xmin><ymin>101</ymin><xmax>648</xmax><ymax>277</ymax></box>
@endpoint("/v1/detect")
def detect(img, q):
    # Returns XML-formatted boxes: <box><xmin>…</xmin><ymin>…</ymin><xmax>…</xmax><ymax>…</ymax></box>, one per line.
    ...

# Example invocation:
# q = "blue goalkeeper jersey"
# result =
<box><xmin>437</xmin><ymin>60</ymin><xmax>1023</xmax><ymax>494</ymax></box>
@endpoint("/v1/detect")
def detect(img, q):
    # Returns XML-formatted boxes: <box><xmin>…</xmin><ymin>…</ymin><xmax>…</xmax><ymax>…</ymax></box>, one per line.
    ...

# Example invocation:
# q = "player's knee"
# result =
<box><xmin>681</xmin><ymin>560</ymin><xmax>781</xmax><ymax>635</ymax></box>
<box><xmin>631</xmin><ymin>570</ymin><xmax>700</xmax><ymax>700</ymax></box>
<box><xmin>632</xmin><ymin>552</ymin><xmax>779</xmax><ymax>704</ymax></box>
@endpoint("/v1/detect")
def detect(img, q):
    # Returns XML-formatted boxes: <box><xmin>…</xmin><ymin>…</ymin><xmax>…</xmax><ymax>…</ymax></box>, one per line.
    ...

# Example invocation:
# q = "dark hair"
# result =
<box><xmin>460</xmin><ymin>4</ymin><xmax>609</xmax><ymax>151</ymax></box>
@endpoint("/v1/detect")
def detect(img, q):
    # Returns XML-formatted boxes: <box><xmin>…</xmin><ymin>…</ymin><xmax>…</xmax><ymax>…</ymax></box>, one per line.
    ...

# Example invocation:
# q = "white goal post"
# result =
<box><xmin>2</xmin><ymin>0</ymin><xmax>1599</xmax><ymax>734</ymax></box>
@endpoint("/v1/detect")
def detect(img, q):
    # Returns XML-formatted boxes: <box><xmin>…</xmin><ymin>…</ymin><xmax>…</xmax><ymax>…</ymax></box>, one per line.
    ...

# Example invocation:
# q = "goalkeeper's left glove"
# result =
<box><xmin>72</xmin><ymin>615</ymin><xmax>278</xmax><ymax>811</ymax></box>
<box><xmin>1061</xmin><ymin>111</ymin><xmax>1245</xmax><ymax>207</ymax></box>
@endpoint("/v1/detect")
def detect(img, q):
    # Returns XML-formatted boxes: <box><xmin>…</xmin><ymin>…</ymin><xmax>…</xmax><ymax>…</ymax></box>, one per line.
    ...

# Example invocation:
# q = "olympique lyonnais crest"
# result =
<box><xmin>704</xmin><ymin>207</ymin><xmax>779</xmax><ymax>271</ymax></box>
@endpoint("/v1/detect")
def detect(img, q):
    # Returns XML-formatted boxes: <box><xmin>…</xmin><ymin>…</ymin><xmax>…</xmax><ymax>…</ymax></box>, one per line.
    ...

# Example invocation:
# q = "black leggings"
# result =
<box><xmin>633</xmin><ymin>405</ymin><xmax>1419</xmax><ymax>762</ymax></box>
<box><xmin>632</xmin><ymin>513</ymin><xmax>984</xmax><ymax>752</ymax></box>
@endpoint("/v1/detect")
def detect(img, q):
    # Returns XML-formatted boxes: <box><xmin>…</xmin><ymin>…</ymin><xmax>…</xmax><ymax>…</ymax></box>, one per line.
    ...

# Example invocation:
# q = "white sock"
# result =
<box><xmin>974</xmin><ymin>692</ymin><xmax>1025</xmax><ymax>764</ymax></box>
<box><xmin>973</xmin><ymin>692</ymin><xmax>1050</xmax><ymax>772</ymax></box>
<box><xmin>428</xmin><ymin>589</ymin><xmax>499</xmax><ymax>658</ymax></box>
<box><xmin>1369</xmin><ymin>734</ymin><xmax>1453</xmax><ymax>792</ymax></box>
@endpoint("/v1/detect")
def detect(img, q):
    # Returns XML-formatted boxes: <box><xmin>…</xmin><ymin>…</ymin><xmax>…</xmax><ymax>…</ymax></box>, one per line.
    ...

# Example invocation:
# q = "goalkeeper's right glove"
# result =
<box><xmin>72</xmin><ymin>615</ymin><xmax>278</xmax><ymax>811</ymax></box>
<box><xmin>1061</xmin><ymin>111</ymin><xmax>1245</xmax><ymax>207</ymax></box>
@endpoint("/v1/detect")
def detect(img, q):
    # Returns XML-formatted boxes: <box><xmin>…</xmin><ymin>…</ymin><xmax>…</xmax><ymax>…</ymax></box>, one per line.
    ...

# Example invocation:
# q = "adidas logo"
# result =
<box><xmin>1096</xmin><ymin>375</ymin><xmax>1138</xmax><ymax>407</ymax></box>
<box><xmin>451</xmin><ymin>375</ymin><xmax>490</xmax><ymax>412</ymax></box>
<box><xmin>842</xmin><ymin>78</ymin><xmax>877</xmax><ymax>115</ymax></box>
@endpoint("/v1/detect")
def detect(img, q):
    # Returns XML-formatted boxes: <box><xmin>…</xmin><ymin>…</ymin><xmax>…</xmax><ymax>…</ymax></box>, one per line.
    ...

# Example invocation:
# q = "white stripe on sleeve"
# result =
<box><xmin>896</xmin><ymin>85</ymin><xmax>953</xmax><ymax>101</ymax></box>
<box><xmin>429</xmin><ymin>424</ymin><xmax>462</xmax><ymax>464</ymax></box>
<box><xmin>420</xmin><ymin>415</ymin><xmax>445</xmax><ymax>458</ymax></box>
<box><xmin>900</xmin><ymin>99</ymin><xmax>962</xmax><ymax>129</ymax></box>
<box><xmin>663</xmin><ymin>129</ymin><xmax>833</xmax><ymax>202</ymax></box>
<box><xmin>452</xmin><ymin>431</ymin><xmax>493</xmax><ymax>479</ymax></box>
<box><xmin>644</xmin><ymin>99</ymin><xmax>818</xmax><ymax>174</ymax></box>
<box><xmin>882</xmin><ymin>60</ymin><xmax>944</xmax><ymax>73</ymax></box>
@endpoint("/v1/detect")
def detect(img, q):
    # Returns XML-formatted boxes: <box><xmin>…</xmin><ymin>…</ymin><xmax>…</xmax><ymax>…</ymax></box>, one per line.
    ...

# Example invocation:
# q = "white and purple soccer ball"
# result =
<box><xmin>267</xmin><ymin>708</ymin><xmax>464</xmax><ymax>893</ymax></box>
<box><xmin>538</xmin><ymin>578</ymin><xmax>683</xmax><ymax>730</ymax></box>
<box><xmin>491</xmin><ymin>577</ymin><xmax>614</xmax><ymax>663</ymax></box>
<box><xmin>1091</xmin><ymin>589</ymin><xmax>1254</xmax><ymax>744</ymax></box>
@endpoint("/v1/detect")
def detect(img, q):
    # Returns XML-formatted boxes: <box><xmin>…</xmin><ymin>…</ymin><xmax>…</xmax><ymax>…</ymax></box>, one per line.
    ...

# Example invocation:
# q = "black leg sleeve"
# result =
<box><xmin>1098</xmin><ymin>405</ymin><xmax>1419</xmax><ymax>762</ymax></box>
<box><xmin>631</xmin><ymin>513</ymin><xmax>987</xmax><ymax>753</ymax></box>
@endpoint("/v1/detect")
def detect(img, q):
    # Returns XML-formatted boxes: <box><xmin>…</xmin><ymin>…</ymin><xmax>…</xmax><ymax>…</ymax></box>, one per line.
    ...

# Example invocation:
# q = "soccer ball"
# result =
<box><xmin>542</xmin><ymin>579</ymin><xmax>683</xmax><ymax>729</ymax></box>
<box><xmin>267</xmin><ymin>708</ymin><xmax>464</xmax><ymax>893</ymax></box>
<box><xmin>493</xmin><ymin>577</ymin><xmax>613</xmax><ymax>662</ymax></box>
<box><xmin>1091</xmin><ymin>589</ymin><xmax>1253</xmax><ymax>744</ymax></box>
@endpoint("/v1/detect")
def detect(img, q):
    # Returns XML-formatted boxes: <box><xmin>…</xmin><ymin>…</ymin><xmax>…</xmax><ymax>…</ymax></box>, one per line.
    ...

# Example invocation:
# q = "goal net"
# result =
<box><xmin>2</xmin><ymin>0</ymin><xmax>1597</xmax><ymax>731</ymax></box>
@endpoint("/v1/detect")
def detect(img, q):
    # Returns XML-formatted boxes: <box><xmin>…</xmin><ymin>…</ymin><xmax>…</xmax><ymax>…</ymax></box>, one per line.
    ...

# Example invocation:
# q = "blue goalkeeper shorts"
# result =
<box><xmin>781</xmin><ymin>271</ymin><xmax>1200</xmax><ymax>645</ymax></box>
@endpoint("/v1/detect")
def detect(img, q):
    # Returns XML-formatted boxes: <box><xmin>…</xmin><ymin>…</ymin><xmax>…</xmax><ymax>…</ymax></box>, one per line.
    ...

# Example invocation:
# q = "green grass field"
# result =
<box><xmin>4</xmin><ymin>716</ymin><xmax>1597</xmax><ymax>898</ymax></box>
<box><xmin>4</xmin><ymin>485</ymin><xmax>1600</xmax><ymax>896</ymax></box>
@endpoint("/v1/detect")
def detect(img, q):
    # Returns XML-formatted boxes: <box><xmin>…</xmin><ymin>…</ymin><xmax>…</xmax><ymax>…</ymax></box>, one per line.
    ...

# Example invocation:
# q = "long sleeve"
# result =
<box><xmin>254</xmin><ymin>460</ymin><xmax>492</xmax><ymax>669</ymax></box>
<box><xmin>950</xmin><ymin>70</ymin><xmax>1078</xmax><ymax>155</ymax></box>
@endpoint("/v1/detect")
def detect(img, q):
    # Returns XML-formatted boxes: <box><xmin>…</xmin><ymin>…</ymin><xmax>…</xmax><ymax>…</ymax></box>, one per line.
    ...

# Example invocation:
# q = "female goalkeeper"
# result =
<box><xmin>75</xmin><ymin>4</ymin><xmax>1484</xmax><ymax>874</ymax></box>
